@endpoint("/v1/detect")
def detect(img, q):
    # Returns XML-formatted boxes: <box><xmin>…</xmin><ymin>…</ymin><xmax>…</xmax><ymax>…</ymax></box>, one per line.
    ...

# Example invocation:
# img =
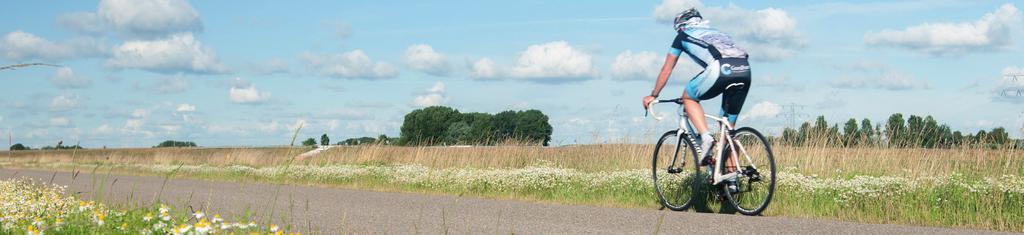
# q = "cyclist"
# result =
<box><xmin>642</xmin><ymin>8</ymin><xmax>751</xmax><ymax>191</ymax></box>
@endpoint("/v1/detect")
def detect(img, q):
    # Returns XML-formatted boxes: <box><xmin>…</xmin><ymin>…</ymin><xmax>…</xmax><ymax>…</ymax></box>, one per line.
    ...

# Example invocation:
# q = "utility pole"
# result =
<box><xmin>1002</xmin><ymin>72</ymin><xmax>1023</xmax><ymax>97</ymax></box>
<box><xmin>779</xmin><ymin>103</ymin><xmax>807</xmax><ymax>129</ymax></box>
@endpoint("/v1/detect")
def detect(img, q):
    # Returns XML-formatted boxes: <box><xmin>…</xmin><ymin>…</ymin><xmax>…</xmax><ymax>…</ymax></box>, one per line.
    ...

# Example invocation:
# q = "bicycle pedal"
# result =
<box><xmin>667</xmin><ymin>167</ymin><xmax>682</xmax><ymax>174</ymax></box>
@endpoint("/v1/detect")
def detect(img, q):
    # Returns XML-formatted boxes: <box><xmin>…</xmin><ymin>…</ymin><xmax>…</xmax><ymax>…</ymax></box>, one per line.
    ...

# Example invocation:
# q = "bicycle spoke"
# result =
<box><xmin>652</xmin><ymin>130</ymin><xmax>700</xmax><ymax>211</ymax></box>
<box><xmin>723</xmin><ymin>127</ymin><xmax>776</xmax><ymax>215</ymax></box>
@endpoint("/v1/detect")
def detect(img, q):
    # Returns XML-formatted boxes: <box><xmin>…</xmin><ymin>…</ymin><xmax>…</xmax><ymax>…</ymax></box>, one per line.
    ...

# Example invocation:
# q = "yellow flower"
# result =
<box><xmin>120</xmin><ymin>222</ymin><xmax>128</xmax><ymax>230</ymax></box>
<box><xmin>26</xmin><ymin>225</ymin><xmax>42</xmax><ymax>235</ymax></box>
<box><xmin>270</xmin><ymin>224</ymin><xmax>279</xmax><ymax>232</ymax></box>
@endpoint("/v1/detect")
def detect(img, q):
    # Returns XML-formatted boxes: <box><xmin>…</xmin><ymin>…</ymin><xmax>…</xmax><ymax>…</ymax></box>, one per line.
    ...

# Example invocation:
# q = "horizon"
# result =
<box><xmin>2</xmin><ymin>0</ymin><xmax>1024</xmax><ymax>148</ymax></box>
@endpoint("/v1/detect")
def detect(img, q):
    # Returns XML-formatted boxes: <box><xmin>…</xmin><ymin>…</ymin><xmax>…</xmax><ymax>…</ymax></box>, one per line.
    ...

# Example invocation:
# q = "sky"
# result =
<box><xmin>1</xmin><ymin>0</ymin><xmax>1023</xmax><ymax>148</ymax></box>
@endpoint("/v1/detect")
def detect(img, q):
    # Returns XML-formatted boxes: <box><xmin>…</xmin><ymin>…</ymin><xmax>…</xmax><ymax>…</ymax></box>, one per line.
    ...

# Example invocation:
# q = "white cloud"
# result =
<box><xmin>300</xmin><ymin>50</ymin><xmax>398</xmax><ymax>79</ymax></box>
<box><xmin>831</xmin><ymin>62</ymin><xmax>929</xmax><ymax>90</ymax></box>
<box><xmin>403</xmin><ymin>44</ymin><xmax>451</xmax><ymax>76</ymax></box>
<box><xmin>326</xmin><ymin>119</ymin><xmax>340</xmax><ymax>131</ymax></box>
<box><xmin>61</xmin><ymin>0</ymin><xmax>203</xmax><ymax>38</ymax></box>
<box><xmin>107</xmin><ymin>33</ymin><xmax>228</xmax><ymax>74</ymax></box>
<box><xmin>123</xmin><ymin>120</ymin><xmax>141</xmax><ymax>131</ymax></box>
<box><xmin>610</xmin><ymin>50</ymin><xmax>661</xmax><ymax>81</ymax></box>
<box><xmin>50</xmin><ymin>117</ymin><xmax>70</xmax><ymax>127</ymax></box>
<box><xmin>50</xmin><ymin>93</ymin><xmax>80</xmax><ymax>111</ymax></box>
<box><xmin>741</xmin><ymin>101</ymin><xmax>781</xmax><ymax>121</ymax></box>
<box><xmin>412</xmin><ymin>81</ymin><xmax>448</xmax><ymax>107</ymax></box>
<box><xmin>94</xmin><ymin>124</ymin><xmax>114</xmax><ymax>135</ymax></box>
<box><xmin>864</xmin><ymin>4</ymin><xmax>1022</xmax><ymax>56</ymax></box>
<box><xmin>50</xmin><ymin>67</ymin><xmax>92</xmax><ymax>89</ymax></box>
<box><xmin>250</xmin><ymin>58</ymin><xmax>290</xmax><ymax>75</ymax></box>
<box><xmin>832</xmin><ymin>72</ymin><xmax>929</xmax><ymax>90</ymax></box>
<box><xmin>652</xmin><ymin>1</ymin><xmax>804</xmax><ymax>62</ymax></box>
<box><xmin>653</xmin><ymin>0</ymin><xmax>703</xmax><ymax>23</ymax></box>
<box><xmin>176</xmin><ymin>103</ymin><xmax>196</xmax><ymax>112</ymax></box>
<box><xmin>508</xmin><ymin>41</ymin><xmax>597</xmax><ymax>82</ymax></box>
<box><xmin>286</xmin><ymin>119</ymin><xmax>307</xmax><ymax>132</ymax></box>
<box><xmin>0</xmin><ymin>31</ymin><xmax>107</xmax><ymax>61</ymax></box>
<box><xmin>155</xmin><ymin>75</ymin><xmax>189</xmax><ymax>93</ymax></box>
<box><xmin>469</xmin><ymin>57</ymin><xmax>499</xmax><ymax>79</ymax></box>
<box><xmin>258</xmin><ymin>120</ymin><xmax>280</xmax><ymax>133</ymax></box>
<box><xmin>427</xmin><ymin>81</ymin><xmax>445</xmax><ymax>93</ymax></box>
<box><xmin>229</xmin><ymin>85</ymin><xmax>271</xmax><ymax>104</ymax></box>
<box><xmin>758</xmin><ymin>75</ymin><xmax>804</xmax><ymax>92</ymax></box>
<box><xmin>131</xmin><ymin>108</ymin><xmax>148</xmax><ymax>118</ymax></box>
<box><xmin>468</xmin><ymin>41</ymin><xmax>599</xmax><ymax>82</ymax></box>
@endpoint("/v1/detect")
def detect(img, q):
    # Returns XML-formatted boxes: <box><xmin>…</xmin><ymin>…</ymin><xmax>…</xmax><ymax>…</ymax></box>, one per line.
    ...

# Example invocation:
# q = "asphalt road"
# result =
<box><xmin>0</xmin><ymin>168</ymin><xmax>1009</xmax><ymax>234</ymax></box>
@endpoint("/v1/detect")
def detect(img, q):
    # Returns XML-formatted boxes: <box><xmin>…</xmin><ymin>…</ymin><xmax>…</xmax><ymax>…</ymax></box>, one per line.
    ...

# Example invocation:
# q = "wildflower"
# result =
<box><xmin>195</xmin><ymin>218</ymin><xmax>211</xmax><ymax>234</ymax></box>
<box><xmin>53</xmin><ymin>218</ymin><xmax>63</xmax><ymax>227</ymax></box>
<box><xmin>194</xmin><ymin>210</ymin><xmax>205</xmax><ymax>220</ymax></box>
<box><xmin>161</xmin><ymin>211</ymin><xmax>172</xmax><ymax>221</ymax></box>
<box><xmin>93</xmin><ymin>210</ymin><xmax>106</xmax><ymax>226</ymax></box>
<box><xmin>212</xmin><ymin>214</ymin><xmax>223</xmax><ymax>223</ymax></box>
<box><xmin>159</xmin><ymin>204</ymin><xmax>170</xmax><ymax>214</ymax></box>
<box><xmin>32</xmin><ymin>217</ymin><xmax>44</xmax><ymax>227</ymax></box>
<box><xmin>271</xmin><ymin>224</ymin><xmax>280</xmax><ymax>232</ymax></box>
<box><xmin>26</xmin><ymin>224</ymin><xmax>42</xmax><ymax>235</ymax></box>
<box><xmin>143</xmin><ymin>213</ymin><xmax>153</xmax><ymax>222</ymax></box>
<box><xmin>120</xmin><ymin>222</ymin><xmax>128</xmax><ymax>230</ymax></box>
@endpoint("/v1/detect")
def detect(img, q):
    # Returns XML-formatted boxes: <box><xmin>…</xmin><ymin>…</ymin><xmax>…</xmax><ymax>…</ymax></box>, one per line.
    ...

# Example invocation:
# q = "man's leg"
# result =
<box><xmin>681</xmin><ymin>91</ymin><xmax>709</xmax><ymax>133</ymax></box>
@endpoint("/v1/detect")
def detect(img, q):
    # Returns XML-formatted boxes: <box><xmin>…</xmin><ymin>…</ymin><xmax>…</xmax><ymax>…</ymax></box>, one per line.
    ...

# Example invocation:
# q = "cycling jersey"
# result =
<box><xmin>669</xmin><ymin>25</ymin><xmax>751</xmax><ymax>123</ymax></box>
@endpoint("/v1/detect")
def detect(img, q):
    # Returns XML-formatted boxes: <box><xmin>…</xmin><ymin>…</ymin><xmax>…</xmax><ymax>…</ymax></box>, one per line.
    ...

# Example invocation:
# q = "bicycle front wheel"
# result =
<box><xmin>723</xmin><ymin>127</ymin><xmax>776</xmax><ymax>215</ymax></box>
<box><xmin>652</xmin><ymin>130</ymin><xmax>700</xmax><ymax>211</ymax></box>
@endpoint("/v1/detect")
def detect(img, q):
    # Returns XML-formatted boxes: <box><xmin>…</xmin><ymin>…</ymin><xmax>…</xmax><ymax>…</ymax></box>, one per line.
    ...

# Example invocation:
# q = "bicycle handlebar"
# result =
<box><xmin>646</xmin><ymin>98</ymin><xmax>683</xmax><ymax>121</ymax></box>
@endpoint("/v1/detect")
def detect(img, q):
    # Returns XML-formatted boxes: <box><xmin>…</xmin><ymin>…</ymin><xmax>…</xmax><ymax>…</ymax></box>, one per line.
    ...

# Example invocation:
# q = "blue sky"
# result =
<box><xmin>1</xmin><ymin>0</ymin><xmax>1023</xmax><ymax>147</ymax></box>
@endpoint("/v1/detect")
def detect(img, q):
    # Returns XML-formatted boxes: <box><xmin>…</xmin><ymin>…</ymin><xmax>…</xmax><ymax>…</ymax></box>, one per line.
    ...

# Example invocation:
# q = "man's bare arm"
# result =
<box><xmin>650</xmin><ymin>53</ymin><xmax>680</xmax><ymax>97</ymax></box>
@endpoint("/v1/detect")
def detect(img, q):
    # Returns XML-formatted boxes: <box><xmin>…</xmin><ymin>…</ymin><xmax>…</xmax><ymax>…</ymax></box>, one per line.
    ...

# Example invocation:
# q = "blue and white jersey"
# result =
<box><xmin>669</xmin><ymin>26</ymin><xmax>747</xmax><ymax>69</ymax></box>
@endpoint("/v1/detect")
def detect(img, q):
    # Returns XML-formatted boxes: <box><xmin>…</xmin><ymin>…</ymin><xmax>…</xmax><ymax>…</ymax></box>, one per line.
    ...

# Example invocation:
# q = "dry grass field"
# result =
<box><xmin>4</xmin><ymin>143</ymin><xmax>1020</xmax><ymax>177</ymax></box>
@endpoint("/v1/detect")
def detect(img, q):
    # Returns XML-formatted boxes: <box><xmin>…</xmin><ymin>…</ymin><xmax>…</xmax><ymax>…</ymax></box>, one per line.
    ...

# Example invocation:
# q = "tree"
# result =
<box><xmin>886</xmin><ymin>113</ymin><xmax>906</xmax><ymax>147</ymax></box>
<box><xmin>399</xmin><ymin>106</ymin><xmax>461</xmax><ymax>145</ymax></box>
<box><xmin>301</xmin><ymin>138</ymin><xmax>317</xmax><ymax>147</ymax></box>
<box><xmin>398</xmin><ymin>106</ymin><xmax>552</xmax><ymax>146</ymax></box>
<box><xmin>444</xmin><ymin>121</ymin><xmax>471</xmax><ymax>144</ymax></box>
<box><xmin>860</xmin><ymin>119</ymin><xmax>874</xmax><ymax>146</ymax></box>
<box><xmin>320</xmin><ymin>134</ymin><xmax>330</xmax><ymax>146</ymax></box>
<box><xmin>989</xmin><ymin>127</ymin><xmax>1010</xmax><ymax>146</ymax></box>
<box><xmin>906</xmin><ymin>115</ymin><xmax>924</xmax><ymax>147</ymax></box>
<box><xmin>377</xmin><ymin>134</ymin><xmax>391</xmax><ymax>144</ymax></box>
<box><xmin>843</xmin><ymin>118</ymin><xmax>859</xmax><ymax>146</ymax></box>
<box><xmin>781</xmin><ymin>128</ymin><xmax>799</xmax><ymax>145</ymax></box>
<box><xmin>155</xmin><ymin>140</ymin><xmax>196</xmax><ymax>148</ymax></box>
<box><xmin>922</xmin><ymin>116</ymin><xmax>939</xmax><ymax>148</ymax></box>
<box><xmin>340</xmin><ymin>137</ymin><xmax>377</xmax><ymax>145</ymax></box>
<box><xmin>512</xmin><ymin>110</ymin><xmax>553</xmax><ymax>146</ymax></box>
<box><xmin>9</xmin><ymin>143</ymin><xmax>29</xmax><ymax>151</ymax></box>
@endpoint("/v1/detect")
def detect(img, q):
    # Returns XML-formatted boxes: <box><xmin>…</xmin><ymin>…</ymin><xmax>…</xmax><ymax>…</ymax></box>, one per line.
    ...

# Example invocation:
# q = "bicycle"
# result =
<box><xmin>646</xmin><ymin>97</ymin><xmax>776</xmax><ymax>215</ymax></box>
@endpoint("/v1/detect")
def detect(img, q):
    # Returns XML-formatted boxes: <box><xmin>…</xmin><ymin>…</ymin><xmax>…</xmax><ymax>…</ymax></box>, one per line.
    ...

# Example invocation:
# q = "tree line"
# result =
<box><xmin>398</xmin><ymin>106</ymin><xmax>553</xmax><ymax>146</ymax></box>
<box><xmin>780</xmin><ymin>113</ymin><xmax>1021</xmax><ymax>149</ymax></box>
<box><xmin>296</xmin><ymin>106</ymin><xmax>553</xmax><ymax>147</ymax></box>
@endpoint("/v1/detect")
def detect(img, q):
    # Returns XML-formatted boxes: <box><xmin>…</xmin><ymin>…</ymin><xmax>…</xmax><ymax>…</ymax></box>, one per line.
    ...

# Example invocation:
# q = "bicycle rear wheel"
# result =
<box><xmin>652</xmin><ymin>130</ymin><xmax>700</xmax><ymax>211</ymax></box>
<box><xmin>723</xmin><ymin>127</ymin><xmax>776</xmax><ymax>215</ymax></box>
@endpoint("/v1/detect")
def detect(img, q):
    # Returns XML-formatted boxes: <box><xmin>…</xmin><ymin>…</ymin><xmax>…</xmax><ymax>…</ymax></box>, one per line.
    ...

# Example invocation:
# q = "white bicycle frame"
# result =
<box><xmin>647</xmin><ymin>99</ymin><xmax>758</xmax><ymax>185</ymax></box>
